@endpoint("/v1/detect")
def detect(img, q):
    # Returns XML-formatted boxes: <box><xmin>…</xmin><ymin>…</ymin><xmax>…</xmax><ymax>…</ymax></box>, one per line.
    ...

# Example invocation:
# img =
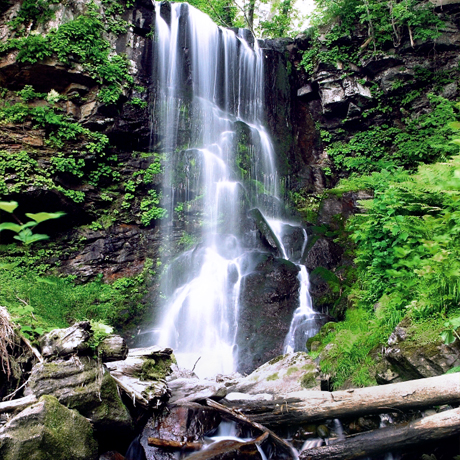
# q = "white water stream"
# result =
<box><xmin>150</xmin><ymin>2</ymin><xmax>317</xmax><ymax>377</ymax></box>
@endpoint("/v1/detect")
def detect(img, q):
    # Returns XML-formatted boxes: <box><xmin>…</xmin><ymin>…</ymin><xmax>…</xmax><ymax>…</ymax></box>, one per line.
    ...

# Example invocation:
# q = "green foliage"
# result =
<box><xmin>140</xmin><ymin>190</ymin><xmax>167</xmax><ymax>226</ymax></box>
<box><xmin>343</xmin><ymin>152</ymin><xmax>460</xmax><ymax>323</ymax></box>
<box><xmin>259</xmin><ymin>0</ymin><xmax>296</xmax><ymax>38</ymax></box>
<box><xmin>0</xmin><ymin>201</ymin><xmax>65</xmax><ymax>245</ymax></box>
<box><xmin>313</xmin><ymin>308</ymin><xmax>386</xmax><ymax>389</ymax></box>
<box><xmin>302</xmin><ymin>0</ymin><xmax>443</xmax><ymax>75</ymax></box>
<box><xmin>177</xmin><ymin>0</ymin><xmax>242</xmax><ymax>28</ymax></box>
<box><xmin>326</xmin><ymin>95</ymin><xmax>459</xmax><ymax>175</ymax></box>
<box><xmin>8</xmin><ymin>0</ymin><xmax>60</xmax><ymax>33</ymax></box>
<box><xmin>88</xmin><ymin>320</ymin><xmax>113</xmax><ymax>350</ymax></box>
<box><xmin>0</xmin><ymin>264</ymin><xmax>150</xmax><ymax>335</ymax></box>
<box><xmin>128</xmin><ymin>97</ymin><xmax>148</xmax><ymax>109</ymax></box>
<box><xmin>2</xmin><ymin>4</ymin><xmax>133</xmax><ymax>104</ymax></box>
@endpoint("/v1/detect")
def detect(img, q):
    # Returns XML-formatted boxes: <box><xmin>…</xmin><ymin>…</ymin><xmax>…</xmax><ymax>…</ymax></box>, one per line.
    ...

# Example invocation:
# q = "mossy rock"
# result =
<box><xmin>0</xmin><ymin>395</ymin><xmax>97</xmax><ymax>460</ymax></box>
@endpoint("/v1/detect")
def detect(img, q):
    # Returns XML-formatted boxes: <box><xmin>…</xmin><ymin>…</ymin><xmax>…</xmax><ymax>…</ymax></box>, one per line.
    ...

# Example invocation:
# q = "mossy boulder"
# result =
<box><xmin>228</xmin><ymin>352</ymin><xmax>320</xmax><ymax>395</ymax></box>
<box><xmin>376</xmin><ymin>317</ymin><xmax>460</xmax><ymax>383</ymax></box>
<box><xmin>25</xmin><ymin>356</ymin><xmax>133</xmax><ymax>436</ymax></box>
<box><xmin>0</xmin><ymin>395</ymin><xmax>97</xmax><ymax>460</ymax></box>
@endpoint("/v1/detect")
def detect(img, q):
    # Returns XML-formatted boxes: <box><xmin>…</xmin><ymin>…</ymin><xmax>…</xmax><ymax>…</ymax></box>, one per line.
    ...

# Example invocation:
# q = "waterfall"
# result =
<box><xmin>149</xmin><ymin>2</ymin><xmax>316</xmax><ymax>377</ymax></box>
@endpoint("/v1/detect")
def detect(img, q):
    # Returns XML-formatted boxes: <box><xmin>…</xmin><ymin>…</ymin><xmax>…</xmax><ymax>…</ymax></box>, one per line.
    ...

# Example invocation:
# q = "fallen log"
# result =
<box><xmin>223</xmin><ymin>373</ymin><xmax>460</xmax><ymax>427</ymax></box>
<box><xmin>0</xmin><ymin>394</ymin><xmax>37</xmax><ymax>413</ymax></box>
<box><xmin>205</xmin><ymin>399</ymin><xmax>296</xmax><ymax>459</ymax></box>
<box><xmin>299</xmin><ymin>406</ymin><xmax>460</xmax><ymax>460</ymax></box>
<box><xmin>186</xmin><ymin>433</ymin><xmax>269</xmax><ymax>460</ymax></box>
<box><xmin>147</xmin><ymin>437</ymin><xmax>203</xmax><ymax>450</ymax></box>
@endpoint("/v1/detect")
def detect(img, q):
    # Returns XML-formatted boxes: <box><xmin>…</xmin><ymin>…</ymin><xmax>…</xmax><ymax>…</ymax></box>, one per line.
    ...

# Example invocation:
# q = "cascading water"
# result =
<box><xmin>149</xmin><ymin>1</ymin><xmax>317</xmax><ymax>377</ymax></box>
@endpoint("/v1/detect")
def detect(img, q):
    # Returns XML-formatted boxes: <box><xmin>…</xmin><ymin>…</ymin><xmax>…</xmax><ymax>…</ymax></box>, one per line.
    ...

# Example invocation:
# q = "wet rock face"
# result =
<box><xmin>236</xmin><ymin>254</ymin><xmax>300</xmax><ymax>374</ymax></box>
<box><xmin>140</xmin><ymin>404</ymin><xmax>221</xmax><ymax>460</ymax></box>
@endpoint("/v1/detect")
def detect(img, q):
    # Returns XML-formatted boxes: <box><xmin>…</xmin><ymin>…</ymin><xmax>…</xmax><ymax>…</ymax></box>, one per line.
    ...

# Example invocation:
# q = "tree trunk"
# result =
<box><xmin>223</xmin><ymin>373</ymin><xmax>460</xmax><ymax>427</ymax></box>
<box><xmin>299</xmin><ymin>407</ymin><xmax>460</xmax><ymax>460</ymax></box>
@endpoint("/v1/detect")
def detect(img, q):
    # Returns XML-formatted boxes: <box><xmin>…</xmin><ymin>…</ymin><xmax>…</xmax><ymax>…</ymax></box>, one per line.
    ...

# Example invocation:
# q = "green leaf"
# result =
<box><xmin>14</xmin><ymin>229</ymin><xmax>49</xmax><ymax>245</ymax></box>
<box><xmin>0</xmin><ymin>222</ymin><xmax>22</xmax><ymax>233</ymax></box>
<box><xmin>0</xmin><ymin>261</ymin><xmax>20</xmax><ymax>270</ymax></box>
<box><xmin>441</xmin><ymin>330</ymin><xmax>456</xmax><ymax>345</ymax></box>
<box><xmin>25</xmin><ymin>211</ymin><xmax>66</xmax><ymax>223</ymax></box>
<box><xmin>448</xmin><ymin>316</ymin><xmax>460</xmax><ymax>329</ymax></box>
<box><xmin>449</xmin><ymin>122</ymin><xmax>460</xmax><ymax>130</ymax></box>
<box><xmin>0</xmin><ymin>201</ymin><xmax>18</xmax><ymax>213</ymax></box>
<box><xmin>445</xmin><ymin>366</ymin><xmax>460</xmax><ymax>374</ymax></box>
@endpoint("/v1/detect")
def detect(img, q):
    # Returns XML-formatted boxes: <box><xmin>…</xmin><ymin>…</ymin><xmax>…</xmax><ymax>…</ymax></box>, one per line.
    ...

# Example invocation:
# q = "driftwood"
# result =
<box><xmin>186</xmin><ymin>433</ymin><xmax>269</xmax><ymax>460</ymax></box>
<box><xmin>0</xmin><ymin>394</ymin><xmax>37</xmax><ymax>413</ymax></box>
<box><xmin>147</xmin><ymin>437</ymin><xmax>203</xmax><ymax>450</ymax></box>
<box><xmin>205</xmin><ymin>398</ymin><xmax>296</xmax><ymax>458</ymax></box>
<box><xmin>300</xmin><ymin>406</ymin><xmax>460</xmax><ymax>460</ymax></box>
<box><xmin>223</xmin><ymin>373</ymin><xmax>460</xmax><ymax>427</ymax></box>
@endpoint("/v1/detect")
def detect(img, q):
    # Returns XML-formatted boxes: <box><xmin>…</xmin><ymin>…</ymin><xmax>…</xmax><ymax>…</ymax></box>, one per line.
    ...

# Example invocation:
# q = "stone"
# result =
<box><xmin>24</xmin><ymin>356</ymin><xmax>133</xmax><ymax>437</ymax></box>
<box><xmin>236</xmin><ymin>254</ymin><xmax>300</xmax><ymax>374</ymax></box>
<box><xmin>227</xmin><ymin>352</ymin><xmax>321</xmax><ymax>395</ymax></box>
<box><xmin>347</xmin><ymin>102</ymin><xmax>361</xmax><ymax>118</ymax></box>
<box><xmin>140</xmin><ymin>403</ymin><xmax>221</xmax><ymax>460</ymax></box>
<box><xmin>377</xmin><ymin>319</ymin><xmax>460</xmax><ymax>381</ymax></box>
<box><xmin>98</xmin><ymin>334</ymin><xmax>129</xmax><ymax>362</ymax></box>
<box><xmin>297</xmin><ymin>84</ymin><xmax>315</xmax><ymax>98</ymax></box>
<box><xmin>247</xmin><ymin>208</ymin><xmax>283</xmax><ymax>256</ymax></box>
<box><xmin>39</xmin><ymin>321</ymin><xmax>92</xmax><ymax>359</ymax></box>
<box><xmin>0</xmin><ymin>395</ymin><xmax>98</xmax><ymax>460</ymax></box>
<box><xmin>168</xmin><ymin>378</ymin><xmax>228</xmax><ymax>404</ymax></box>
<box><xmin>319</xmin><ymin>80</ymin><xmax>345</xmax><ymax>113</ymax></box>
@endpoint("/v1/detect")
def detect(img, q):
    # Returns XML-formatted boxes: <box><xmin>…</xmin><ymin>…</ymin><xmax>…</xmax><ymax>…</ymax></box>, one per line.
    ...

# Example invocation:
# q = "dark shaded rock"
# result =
<box><xmin>0</xmin><ymin>395</ymin><xmax>98</xmax><ymax>460</ymax></box>
<box><xmin>39</xmin><ymin>321</ymin><xmax>92</xmax><ymax>359</ymax></box>
<box><xmin>140</xmin><ymin>404</ymin><xmax>221</xmax><ymax>460</ymax></box>
<box><xmin>247</xmin><ymin>208</ymin><xmax>283</xmax><ymax>256</ymax></box>
<box><xmin>98</xmin><ymin>334</ymin><xmax>129</xmax><ymax>362</ymax></box>
<box><xmin>305</xmin><ymin>238</ymin><xmax>343</xmax><ymax>272</ymax></box>
<box><xmin>236</xmin><ymin>254</ymin><xmax>300</xmax><ymax>374</ymax></box>
<box><xmin>279</xmin><ymin>223</ymin><xmax>307</xmax><ymax>263</ymax></box>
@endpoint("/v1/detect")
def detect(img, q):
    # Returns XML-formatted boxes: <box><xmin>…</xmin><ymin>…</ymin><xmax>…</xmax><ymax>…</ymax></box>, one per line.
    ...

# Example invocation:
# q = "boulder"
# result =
<box><xmin>236</xmin><ymin>254</ymin><xmax>300</xmax><ymax>374</ymax></box>
<box><xmin>39</xmin><ymin>321</ymin><xmax>92</xmax><ymax>359</ymax></box>
<box><xmin>227</xmin><ymin>352</ymin><xmax>321</xmax><ymax>395</ymax></box>
<box><xmin>24</xmin><ymin>356</ymin><xmax>133</xmax><ymax>436</ymax></box>
<box><xmin>247</xmin><ymin>208</ymin><xmax>283</xmax><ymax>256</ymax></box>
<box><xmin>376</xmin><ymin>319</ymin><xmax>460</xmax><ymax>383</ymax></box>
<box><xmin>0</xmin><ymin>395</ymin><xmax>98</xmax><ymax>460</ymax></box>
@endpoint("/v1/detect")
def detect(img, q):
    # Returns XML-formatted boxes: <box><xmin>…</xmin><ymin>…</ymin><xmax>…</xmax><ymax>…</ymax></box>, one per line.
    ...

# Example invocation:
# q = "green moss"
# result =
<box><xmin>268</xmin><ymin>355</ymin><xmax>284</xmax><ymax>365</ymax></box>
<box><xmin>266</xmin><ymin>372</ymin><xmax>279</xmax><ymax>381</ymax></box>
<box><xmin>286</xmin><ymin>366</ymin><xmax>299</xmax><ymax>376</ymax></box>
<box><xmin>300</xmin><ymin>372</ymin><xmax>316</xmax><ymax>389</ymax></box>
<box><xmin>136</xmin><ymin>356</ymin><xmax>174</xmax><ymax>381</ymax></box>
